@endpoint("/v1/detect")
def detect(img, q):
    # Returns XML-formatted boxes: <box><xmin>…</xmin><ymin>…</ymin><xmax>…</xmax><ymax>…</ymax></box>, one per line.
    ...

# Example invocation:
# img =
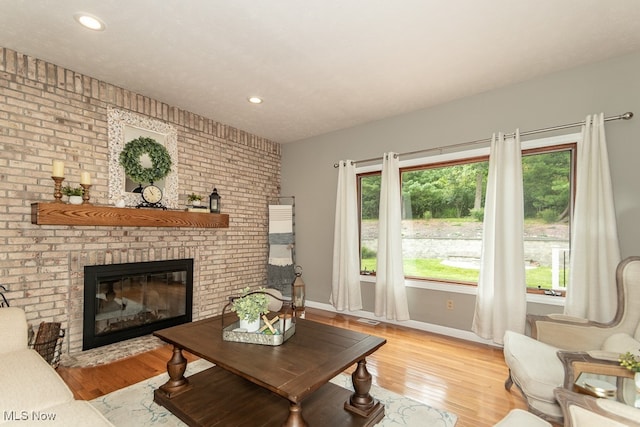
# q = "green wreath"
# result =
<box><xmin>119</xmin><ymin>137</ymin><xmax>172</xmax><ymax>184</ymax></box>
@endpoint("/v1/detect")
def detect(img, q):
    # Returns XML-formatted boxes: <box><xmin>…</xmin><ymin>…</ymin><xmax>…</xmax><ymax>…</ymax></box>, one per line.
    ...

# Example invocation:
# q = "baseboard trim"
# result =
<box><xmin>304</xmin><ymin>300</ymin><xmax>500</xmax><ymax>348</ymax></box>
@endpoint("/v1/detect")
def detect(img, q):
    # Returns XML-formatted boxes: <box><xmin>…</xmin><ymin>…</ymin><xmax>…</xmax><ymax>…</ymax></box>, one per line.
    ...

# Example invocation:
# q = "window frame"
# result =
<box><xmin>356</xmin><ymin>132</ymin><xmax>580</xmax><ymax>300</ymax></box>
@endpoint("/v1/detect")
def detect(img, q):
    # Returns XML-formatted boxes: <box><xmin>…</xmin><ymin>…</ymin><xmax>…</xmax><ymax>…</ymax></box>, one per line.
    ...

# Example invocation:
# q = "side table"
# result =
<box><xmin>557</xmin><ymin>350</ymin><xmax>638</xmax><ymax>407</ymax></box>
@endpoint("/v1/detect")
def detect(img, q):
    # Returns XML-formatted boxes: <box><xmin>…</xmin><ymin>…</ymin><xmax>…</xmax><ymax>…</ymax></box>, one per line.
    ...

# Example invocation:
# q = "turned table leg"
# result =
<box><xmin>157</xmin><ymin>345</ymin><xmax>191</xmax><ymax>398</ymax></box>
<box><xmin>282</xmin><ymin>402</ymin><xmax>309</xmax><ymax>427</ymax></box>
<box><xmin>345</xmin><ymin>358</ymin><xmax>384</xmax><ymax>419</ymax></box>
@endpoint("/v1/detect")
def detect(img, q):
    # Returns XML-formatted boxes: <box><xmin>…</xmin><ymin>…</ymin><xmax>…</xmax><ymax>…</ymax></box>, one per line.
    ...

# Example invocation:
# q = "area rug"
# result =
<box><xmin>90</xmin><ymin>359</ymin><xmax>457</xmax><ymax>426</ymax></box>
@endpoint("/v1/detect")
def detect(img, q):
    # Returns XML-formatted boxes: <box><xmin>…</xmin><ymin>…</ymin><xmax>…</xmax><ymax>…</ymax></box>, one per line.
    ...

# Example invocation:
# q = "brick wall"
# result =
<box><xmin>0</xmin><ymin>47</ymin><xmax>281</xmax><ymax>354</ymax></box>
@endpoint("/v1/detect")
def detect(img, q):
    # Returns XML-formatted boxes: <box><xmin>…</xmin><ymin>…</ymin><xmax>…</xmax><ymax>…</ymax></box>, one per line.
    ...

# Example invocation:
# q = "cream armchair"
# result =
<box><xmin>554</xmin><ymin>388</ymin><xmax>640</xmax><ymax>427</ymax></box>
<box><xmin>503</xmin><ymin>256</ymin><xmax>640</xmax><ymax>423</ymax></box>
<box><xmin>494</xmin><ymin>388</ymin><xmax>640</xmax><ymax>427</ymax></box>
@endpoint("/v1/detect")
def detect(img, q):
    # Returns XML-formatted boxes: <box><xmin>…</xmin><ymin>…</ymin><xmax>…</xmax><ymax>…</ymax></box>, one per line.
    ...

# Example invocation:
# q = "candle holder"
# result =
<box><xmin>80</xmin><ymin>184</ymin><xmax>92</xmax><ymax>205</ymax></box>
<box><xmin>52</xmin><ymin>176</ymin><xmax>65</xmax><ymax>203</ymax></box>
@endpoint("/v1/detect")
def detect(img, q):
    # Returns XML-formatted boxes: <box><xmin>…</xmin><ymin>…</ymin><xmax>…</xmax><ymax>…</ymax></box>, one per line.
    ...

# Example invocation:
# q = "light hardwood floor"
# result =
<box><xmin>56</xmin><ymin>307</ymin><xmax>528</xmax><ymax>427</ymax></box>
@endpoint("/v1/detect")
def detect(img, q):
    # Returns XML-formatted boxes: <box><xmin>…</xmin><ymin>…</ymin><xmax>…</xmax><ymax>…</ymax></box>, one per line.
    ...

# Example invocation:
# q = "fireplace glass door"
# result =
<box><xmin>84</xmin><ymin>259</ymin><xmax>193</xmax><ymax>350</ymax></box>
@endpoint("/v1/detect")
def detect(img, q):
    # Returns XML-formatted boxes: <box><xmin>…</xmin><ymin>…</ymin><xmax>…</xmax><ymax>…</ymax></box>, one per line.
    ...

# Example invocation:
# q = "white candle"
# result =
<box><xmin>80</xmin><ymin>171</ymin><xmax>91</xmax><ymax>185</ymax></box>
<box><xmin>52</xmin><ymin>160</ymin><xmax>64</xmax><ymax>177</ymax></box>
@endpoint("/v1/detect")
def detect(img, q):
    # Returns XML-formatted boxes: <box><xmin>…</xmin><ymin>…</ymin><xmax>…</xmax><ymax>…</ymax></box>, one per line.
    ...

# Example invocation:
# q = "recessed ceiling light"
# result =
<box><xmin>74</xmin><ymin>13</ymin><xmax>106</xmax><ymax>31</ymax></box>
<box><xmin>248</xmin><ymin>96</ymin><xmax>263</xmax><ymax>104</ymax></box>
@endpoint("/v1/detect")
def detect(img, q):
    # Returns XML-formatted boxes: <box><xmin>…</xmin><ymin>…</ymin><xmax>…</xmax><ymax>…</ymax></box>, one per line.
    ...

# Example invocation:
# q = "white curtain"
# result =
<box><xmin>472</xmin><ymin>131</ymin><xmax>526</xmax><ymax>344</ymax></box>
<box><xmin>565</xmin><ymin>113</ymin><xmax>620</xmax><ymax>322</ymax></box>
<box><xmin>330</xmin><ymin>160</ymin><xmax>363</xmax><ymax>311</ymax></box>
<box><xmin>375</xmin><ymin>153</ymin><xmax>410</xmax><ymax>321</ymax></box>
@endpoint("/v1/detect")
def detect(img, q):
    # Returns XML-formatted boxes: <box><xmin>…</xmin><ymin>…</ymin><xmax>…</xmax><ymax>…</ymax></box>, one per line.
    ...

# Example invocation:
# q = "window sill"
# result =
<box><xmin>360</xmin><ymin>275</ymin><xmax>566</xmax><ymax>306</ymax></box>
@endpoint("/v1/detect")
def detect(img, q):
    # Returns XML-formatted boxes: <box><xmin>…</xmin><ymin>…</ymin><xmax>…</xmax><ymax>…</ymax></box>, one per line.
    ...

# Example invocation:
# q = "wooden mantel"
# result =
<box><xmin>31</xmin><ymin>202</ymin><xmax>229</xmax><ymax>228</ymax></box>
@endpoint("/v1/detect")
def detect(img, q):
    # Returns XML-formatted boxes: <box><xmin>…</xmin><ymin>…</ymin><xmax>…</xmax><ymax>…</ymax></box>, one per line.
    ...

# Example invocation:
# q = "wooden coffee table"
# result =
<box><xmin>153</xmin><ymin>314</ymin><xmax>387</xmax><ymax>426</ymax></box>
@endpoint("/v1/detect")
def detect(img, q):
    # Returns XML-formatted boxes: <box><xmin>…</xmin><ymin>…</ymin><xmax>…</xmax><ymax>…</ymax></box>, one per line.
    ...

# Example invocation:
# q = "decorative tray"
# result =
<box><xmin>222</xmin><ymin>320</ymin><xmax>295</xmax><ymax>346</ymax></box>
<box><xmin>582</xmin><ymin>378</ymin><xmax>617</xmax><ymax>398</ymax></box>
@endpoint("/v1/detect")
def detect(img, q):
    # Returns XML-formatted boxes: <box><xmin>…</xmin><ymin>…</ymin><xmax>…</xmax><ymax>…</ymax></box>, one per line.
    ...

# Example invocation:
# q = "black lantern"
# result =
<box><xmin>209</xmin><ymin>188</ymin><xmax>221</xmax><ymax>213</ymax></box>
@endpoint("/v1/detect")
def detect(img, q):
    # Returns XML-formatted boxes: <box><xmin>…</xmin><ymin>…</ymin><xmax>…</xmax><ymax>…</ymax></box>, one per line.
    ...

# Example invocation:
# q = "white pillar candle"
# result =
<box><xmin>80</xmin><ymin>171</ymin><xmax>91</xmax><ymax>185</ymax></box>
<box><xmin>52</xmin><ymin>160</ymin><xmax>64</xmax><ymax>177</ymax></box>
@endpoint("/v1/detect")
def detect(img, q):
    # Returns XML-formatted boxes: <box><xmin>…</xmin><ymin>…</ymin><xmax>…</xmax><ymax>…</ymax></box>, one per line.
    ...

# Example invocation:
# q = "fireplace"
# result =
<box><xmin>83</xmin><ymin>259</ymin><xmax>193</xmax><ymax>350</ymax></box>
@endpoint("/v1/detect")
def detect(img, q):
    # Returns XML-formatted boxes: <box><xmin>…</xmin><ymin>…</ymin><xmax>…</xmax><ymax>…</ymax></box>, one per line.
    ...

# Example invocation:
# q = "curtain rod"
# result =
<box><xmin>333</xmin><ymin>111</ymin><xmax>633</xmax><ymax>168</ymax></box>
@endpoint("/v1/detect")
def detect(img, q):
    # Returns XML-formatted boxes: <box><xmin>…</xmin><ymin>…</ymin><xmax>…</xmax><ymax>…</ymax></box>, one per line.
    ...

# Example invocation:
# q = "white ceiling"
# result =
<box><xmin>2</xmin><ymin>1</ymin><xmax>640</xmax><ymax>143</ymax></box>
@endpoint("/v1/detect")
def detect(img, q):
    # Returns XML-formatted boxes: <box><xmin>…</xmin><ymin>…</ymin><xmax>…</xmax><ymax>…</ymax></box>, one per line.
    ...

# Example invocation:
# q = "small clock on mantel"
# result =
<box><xmin>137</xmin><ymin>183</ymin><xmax>167</xmax><ymax>210</ymax></box>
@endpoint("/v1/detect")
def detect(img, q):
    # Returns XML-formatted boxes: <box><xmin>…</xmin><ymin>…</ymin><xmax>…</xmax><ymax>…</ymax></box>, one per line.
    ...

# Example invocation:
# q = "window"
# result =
<box><xmin>359</xmin><ymin>135</ymin><xmax>575</xmax><ymax>291</ymax></box>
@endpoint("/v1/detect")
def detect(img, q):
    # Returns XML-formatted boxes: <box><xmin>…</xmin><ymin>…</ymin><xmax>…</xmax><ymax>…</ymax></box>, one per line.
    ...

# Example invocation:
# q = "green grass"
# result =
<box><xmin>361</xmin><ymin>258</ymin><xmax>565</xmax><ymax>290</ymax></box>
<box><xmin>404</xmin><ymin>259</ymin><xmax>479</xmax><ymax>282</ymax></box>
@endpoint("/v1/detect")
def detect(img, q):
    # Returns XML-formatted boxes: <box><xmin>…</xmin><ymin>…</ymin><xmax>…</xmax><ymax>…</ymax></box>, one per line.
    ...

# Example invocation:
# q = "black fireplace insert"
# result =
<box><xmin>83</xmin><ymin>259</ymin><xmax>193</xmax><ymax>350</ymax></box>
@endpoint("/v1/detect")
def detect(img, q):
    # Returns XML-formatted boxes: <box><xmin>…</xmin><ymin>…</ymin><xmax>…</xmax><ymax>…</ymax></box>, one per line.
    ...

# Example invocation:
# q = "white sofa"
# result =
<box><xmin>0</xmin><ymin>307</ymin><xmax>113</xmax><ymax>426</ymax></box>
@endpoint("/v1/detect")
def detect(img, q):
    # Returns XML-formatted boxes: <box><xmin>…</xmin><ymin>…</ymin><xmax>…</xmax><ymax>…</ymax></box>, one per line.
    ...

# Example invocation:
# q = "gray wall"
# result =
<box><xmin>281</xmin><ymin>51</ymin><xmax>640</xmax><ymax>332</ymax></box>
